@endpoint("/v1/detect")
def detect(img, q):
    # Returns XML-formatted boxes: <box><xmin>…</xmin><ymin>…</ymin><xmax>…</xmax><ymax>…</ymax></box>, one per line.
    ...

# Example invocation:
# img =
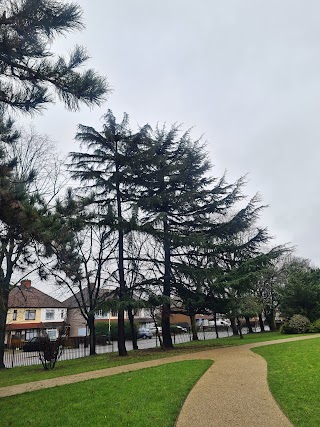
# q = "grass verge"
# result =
<box><xmin>0</xmin><ymin>331</ymin><xmax>302</xmax><ymax>388</ymax></box>
<box><xmin>253</xmin><ymin>337</ymin><xmax>320</xmax><ymax>427</ymax></box>
<box><xmin>0</xmin><ymin>360</ymin><xmax>212</xmax><ymax>427</ymax></box>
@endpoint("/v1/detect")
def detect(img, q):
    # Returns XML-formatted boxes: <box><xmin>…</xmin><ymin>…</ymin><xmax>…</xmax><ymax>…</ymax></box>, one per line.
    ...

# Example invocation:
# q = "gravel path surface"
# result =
<box><xmin>176</xmin><ymin>334</ymin><xmax>320</xmax><ymax>427</ymax></box>
<box><xmin>1</xmin><ymin>334</ymin><xmax>320</xmax><ymax>426</ymax></box>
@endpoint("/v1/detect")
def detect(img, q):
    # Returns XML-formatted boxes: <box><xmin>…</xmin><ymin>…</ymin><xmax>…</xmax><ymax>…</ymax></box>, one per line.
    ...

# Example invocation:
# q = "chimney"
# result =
<box><xmin>21</xmin><ymin>279</ymin><xmax>31</xmax><ymax>289</ymax></box>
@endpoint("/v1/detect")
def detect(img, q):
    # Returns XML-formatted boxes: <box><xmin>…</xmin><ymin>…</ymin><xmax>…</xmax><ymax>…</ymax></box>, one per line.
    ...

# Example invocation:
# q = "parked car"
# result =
<box><xmin>137</xmin><ymin>328</ymin><xmax>153</xmax><ymax>339</ymax></box>
<box><xmin>23</xmin><ymin>336</ymin><xmax>49</xmax><ymax>352</ymax></box>
<box><xmin>149</xmin><ymin>326</ymin><xmax>162</xmax><ymax>334</ymax></box>
<box><xmin>208</xmin><ymin>319</ymin><xmax>231</xmax><ymax>327</ymax></box>
<box><xmin>175</xmin><ymin>325</ymin><xmax>188</xmax><ymax>333</ymax></box>
<box><xmin>170</xmin><ymin>325</ymin><xmax>188</xmax><ymax>333</ymax></box>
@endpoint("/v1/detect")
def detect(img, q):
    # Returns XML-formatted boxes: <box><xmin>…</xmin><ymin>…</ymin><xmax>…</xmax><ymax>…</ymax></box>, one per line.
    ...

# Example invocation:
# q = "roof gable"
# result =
<box><xmin>8</xmin><ymin>286</ymin><xmax>67</xmax><ymax>309</ymax></box>
<box><xmin>63</xmin><ymin>287</ymin><xmax>111</xmax><ymax>308</ymax></box>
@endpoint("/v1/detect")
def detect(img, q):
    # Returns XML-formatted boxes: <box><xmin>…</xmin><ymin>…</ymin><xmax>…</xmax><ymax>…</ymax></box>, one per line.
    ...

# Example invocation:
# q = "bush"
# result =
<box><xmin>280</xmin><ymin>321</ymin><xmax>294</xmax><ymax>334</ymax></box>
<box><xmin>281</xmin><ymin>314</ymin><xmax>310</xmax><ymax>334</ymax></box>
<box><xmin>95</xmin><ymin>321</ymin><xmax>137</xmax><ymax>340</ymax></box>
<box><xmin>308</xmin><ymin>319</ymin><xmax>320</xmax><ymax>333</ymax></box>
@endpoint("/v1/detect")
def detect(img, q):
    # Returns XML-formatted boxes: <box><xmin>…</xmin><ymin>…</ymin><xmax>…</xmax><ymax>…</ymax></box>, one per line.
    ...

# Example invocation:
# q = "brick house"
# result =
<box><xmin>5</xmin><ymin>280</ymin><xmax>68</xmax><ymax>345</ymax></box>
<box><xmin>64</xmin><ymin>288</ymin><xmax>153</xmax><ymax>337</ymax></box>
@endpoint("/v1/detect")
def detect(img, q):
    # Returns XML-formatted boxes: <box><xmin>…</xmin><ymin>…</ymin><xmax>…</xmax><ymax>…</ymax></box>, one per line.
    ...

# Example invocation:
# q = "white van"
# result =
<box><xmin>208</xmin><ymin>319</ymin><xmax>231</xmax><ymax>327</ymax></box>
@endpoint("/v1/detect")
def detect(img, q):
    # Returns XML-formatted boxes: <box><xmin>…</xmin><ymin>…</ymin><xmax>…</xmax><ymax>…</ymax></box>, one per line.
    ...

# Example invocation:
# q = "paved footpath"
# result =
<box><xmin>1</xmin><ymin>334</ymin><xmax>320</xmax><ymax>427</ymax></box>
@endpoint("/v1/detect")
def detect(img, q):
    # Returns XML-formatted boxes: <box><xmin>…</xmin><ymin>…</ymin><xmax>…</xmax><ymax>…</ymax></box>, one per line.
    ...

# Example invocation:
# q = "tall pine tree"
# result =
<box><xmin>137</xmin><ymin>125</ymin><xmax>218</xmax><ymax>348</ymax></box>
<box><xmin>0</xmin><ymin>117</ymin><xmax>50</xmax><ymax>368</ymax></box>
<box><xmin>69</xmin><ymin>110</ymin><xmax>150</xmax><ymax>356</ymax></box>
<box><xmin>0</xmin><ymin>0</ymin><xmax>108</xmax><ymax>113</ymax></box>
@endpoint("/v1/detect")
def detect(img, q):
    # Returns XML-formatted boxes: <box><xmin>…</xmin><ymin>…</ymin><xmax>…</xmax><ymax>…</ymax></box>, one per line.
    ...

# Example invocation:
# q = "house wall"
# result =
<box><xmin>6</xmin><ymin>308</ymin><xmax>67</xmax><ymax>343</ymax></box>
<box><xmin>95</xmin><ymin>310</ymin><xmax>117</xmax><ymax>321</ymax></box>
<box><xmin>137</xmin><ymin>307</ymin><xmax>151</xmax><ymax>318</ymax></box>
<box><xmin>6</xmin><ymin>308</ymin><xmax>42</xmax><ymax>344</ymax></box>
<box><xmin>67</xmin><ymin>308</ymin><xmax>88</xmax><ymax>337</ymax></box>
<box><xmin>68</xmin><ymin>307</ymin><xmax>153</xmax><ymax>337</ymax></box>
<box><xmin>40</xmin><ymin>308</ymin><xmax>66</xmax><ymax>323</ymax></box>
<box><xmin>6</xmin><ymin>307</ymin><xmax>41</xmax><ymax>325</ymax></box>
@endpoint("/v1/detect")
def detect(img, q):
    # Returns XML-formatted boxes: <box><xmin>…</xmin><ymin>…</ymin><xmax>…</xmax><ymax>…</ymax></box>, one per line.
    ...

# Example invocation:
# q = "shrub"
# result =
<box><xmin>39</xmin><ymin>336</ymin><xmax>63</xmax><ymax>370</ymax></box>
<box><xmin>308</xmin><ymin>319</ymin><xmax>320</xmax><ymax>333</ymax></box>
<box><xmin>281</xmin><ymin>314</ymin><xmax>310</xmax><ymax>334</ymax></box>
<box><xmin>95</xmin><ymin>321</ymin><xmax>137</xmax><ymax>340</ymax></box>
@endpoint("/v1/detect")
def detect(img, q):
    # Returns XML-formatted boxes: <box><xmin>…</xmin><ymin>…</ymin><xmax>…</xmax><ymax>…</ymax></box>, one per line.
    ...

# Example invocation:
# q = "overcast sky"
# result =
<box><xmin>26</xmin><ymin>0</ymin><xmax>320</xmax><ymax>268</ymax></box>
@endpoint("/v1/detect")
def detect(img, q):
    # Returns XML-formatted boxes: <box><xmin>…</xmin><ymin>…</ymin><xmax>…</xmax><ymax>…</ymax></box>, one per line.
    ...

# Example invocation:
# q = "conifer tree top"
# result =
<box><xmin>0</xmin><ymin>0</ymin><xmax>109</xmax><ymax>113</ymax></box>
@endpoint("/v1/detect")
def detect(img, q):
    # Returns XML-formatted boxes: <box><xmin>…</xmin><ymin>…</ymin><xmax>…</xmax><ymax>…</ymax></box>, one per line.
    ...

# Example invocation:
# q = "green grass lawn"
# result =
<box><xmin>0</xmin><ymin>331</ymin><xmax>292</xmax><ymax>387</ymax></box>
<box><xmin>253</xmin><ymin>337</ymin><xmax>320</xmax><ymax>427</ymax></box>
<box><xmin>0</xmin><ymin>360</ymin><xmax>212</xmax><ymax>427</ymax></box>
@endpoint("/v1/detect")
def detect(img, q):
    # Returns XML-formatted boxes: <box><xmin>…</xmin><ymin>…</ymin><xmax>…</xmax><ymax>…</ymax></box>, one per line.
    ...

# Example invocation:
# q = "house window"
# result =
<box><xmin>25</xmin><ymin>329</ymin><xmax>37</xmax><ymax>340</ymax></box>
<box><xmin>46</xmin><ymin>329</ymin><xmax>57</xmax><ymax>340</ymax></box>
<box><xmin>25</xmin><ymin>310</ymin><xmax>36</xmax><ymax>320</ymax></box>
<box><xmin>78</xmin><ymin>327</ymin><xmax>87</xmax><ymax>336</ymax></box>
<box><xmin>111</xmin><ymin>310</ymin><xmax>117</xmax><ymax>317</ymax></box>
<box><xmin>12</xmin><ymin>310</ymin><xmax>17</xmax><ymax>321</ymax></box>
<box><xmin>45</xmin><ymin>309</ymin><xmax>55</xmax><ymax>320</ymax></box>
<box><xmin>95</xmin><ymin>310</ymin><xmax>108</xmax><ymax>318</ymax></box>
<box><xmin>61</xmin><ymin>310</ymin><xmax>65</xmax><ymax>319</ymax></box>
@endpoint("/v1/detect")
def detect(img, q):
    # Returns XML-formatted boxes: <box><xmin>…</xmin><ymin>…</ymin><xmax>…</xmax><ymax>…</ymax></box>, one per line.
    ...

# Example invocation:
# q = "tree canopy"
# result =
<box><xmin>0</xmin><ymin>0</ymin><xmax>108</xmax><ymax>114</ymax></box>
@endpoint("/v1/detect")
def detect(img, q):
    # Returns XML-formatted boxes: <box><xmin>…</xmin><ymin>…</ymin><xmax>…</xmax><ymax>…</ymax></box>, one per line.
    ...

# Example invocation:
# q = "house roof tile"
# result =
<box><xmin>63</xmin><ymin>287</ymin><xmax>111</xmax><ymax>308</ymax></box>
<box><xmin>8</xmin><ymin>286</ymin><xmax>66</xmax><ymax>309</ymax></box>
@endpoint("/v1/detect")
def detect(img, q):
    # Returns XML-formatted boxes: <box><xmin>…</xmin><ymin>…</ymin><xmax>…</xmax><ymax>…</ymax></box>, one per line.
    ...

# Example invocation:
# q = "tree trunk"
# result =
<box><xmin>245</xmin><ymin>316</ymin><xmax>254</xmax><ymax>333</ymax></box>
<box><xmin>162</xmin><ymin>217</ymin><xmax>173</xmax><ymax>349</ymax></box>
<box><xmin>87</xmin><ymin>312</ymin><xmax>96</xmax><ymax>355</ymax></box>
<box><xmin>266</xmin><ymin>308</ymin><xmax>276</xmax><ymax>331</ymax></box>
<box><xmin>128</xmin><ymin>307</ymin><xmax>138</xmax><ymax>350</ymax></box>
<box><xmin>214</xmin><ymin>312</ymin><xmax>219</xmax><ymax>339</ymax></box>
<box><xmin>258</xmin><ymin>312</ymin><xmax>265</xmax><ymax>332</ymax></box>
<box><xmin>237</xmin><ymin>316</ymin><xmax>243</xmax><ymax>339</ymax></box>
<box><xmin>151</xmin><ymin>310</ymin><xmax>164</xmax><ymax>349</ymax></box>
<box><xmin>0</xmin><ymin>283</ymin><xmax>9</xmax><ymax>369</ymax></box>
<box><xmin>190</xmin><ymin>314</ymin><xmax>198</xmax><ymax>340</ymax></box>
<box><xmin>116</xmin><ymin>162</ymin><xmax>127</xmax><ymax>357</ymax></box>
<box><xmin>230</xmin><ymin>317</ymin><xmax>238</xmax><ymax>335</ymax></box>
<box><xmin>117</xmin><ymin>308</ymin><xmax>127</xmax><ymax>356</ymax></box>
<box><xmin>162</xmin><ymin>303</ymin><xmax>172</xmax><ymax>348</ymax></box>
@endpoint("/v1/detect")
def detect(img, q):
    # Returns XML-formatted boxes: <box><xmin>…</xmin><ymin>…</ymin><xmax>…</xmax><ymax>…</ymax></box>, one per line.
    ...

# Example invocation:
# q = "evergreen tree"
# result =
<box><xmin>137</xmin><ymin>125</ymin><xmax>220</xmax><ymax>348</ymax></box>
<box><xmin>0</xmin><ymin>0</ymin><xmax>108</xmax><ymax>113</ymax></box>
<box><xmin>0</xmin><ymin>117</ymin><xmax>71</xmax><ymax>368</ymax></box>
<box><xmin>214</xmin><ymin>233</ymin><xmax>286</xmax><ymax>335</ymax></box>
<box><xmin>172</xmin><ymin>193</ymin><xmax>276</xmax><ymax>339</ymax></box>
<box><xmin>278</xmin><ymin>257</ymin><xmax>320</xmax><ymax>321</ymax></box>
<box><xmin>0</xmin><ymin>118</ymin><xmax>50</xmax><ymax>368</ymax></box>
<box><xmin>69</xmin><ymin>110</ymin><xmax>150</xmax><ymax>356</ymax></box>
<box><xmin>137</xmin><ymin>126</ymin><xmax>283</xmax><ymax>347</ymax></box>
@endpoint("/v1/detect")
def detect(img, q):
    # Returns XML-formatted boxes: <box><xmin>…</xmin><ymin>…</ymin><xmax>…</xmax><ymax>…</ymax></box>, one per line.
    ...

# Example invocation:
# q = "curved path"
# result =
<box><xmin>176</xmin><ymin>334</ymin><xmax>320</xmax><ymax>427</ymax></box>
<box><xmin>1</xmin><ymin>334</ymin><xmax>320</xmax><ymax>426</ymax></box>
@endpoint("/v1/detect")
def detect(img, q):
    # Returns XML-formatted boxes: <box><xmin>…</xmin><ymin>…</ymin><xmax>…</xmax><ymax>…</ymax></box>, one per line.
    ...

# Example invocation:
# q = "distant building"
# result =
<box><xmin>5</xmin><ymin>280</ymin><xmax>67</xmax><ymax>344</ymax></box>
<box><xmin>64</xmin><ymin>288</ymin><xmax>153</xmax><ymax>337</ymax></box>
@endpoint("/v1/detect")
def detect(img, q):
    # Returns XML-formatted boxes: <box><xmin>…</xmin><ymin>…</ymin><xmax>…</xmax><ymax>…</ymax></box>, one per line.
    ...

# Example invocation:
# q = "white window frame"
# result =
<box><xmin>45</xmin><ymin>309</ymin><xmax>55</xmax><ymax>320</ymax></box>
<box><xmin>25</xmin><ymin>329</ymin><xmax>37</xmax><ymax>340</ymax></box>
<box><xmin>46</xmin><ymin>328</ymin><xmax>57</xmax><ymax>340</ymax></box>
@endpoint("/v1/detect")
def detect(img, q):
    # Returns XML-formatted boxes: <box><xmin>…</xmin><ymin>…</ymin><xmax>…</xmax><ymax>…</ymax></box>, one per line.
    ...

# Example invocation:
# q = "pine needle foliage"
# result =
<box><xmin>0</xmin><ymin>0</ymin><xmax>108</xmax><ymax>113</ymax></box>
<box><xmin>69</xmin><ymin>110</ymin><xmax>151</xmax><ymax>356</ymax></box>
